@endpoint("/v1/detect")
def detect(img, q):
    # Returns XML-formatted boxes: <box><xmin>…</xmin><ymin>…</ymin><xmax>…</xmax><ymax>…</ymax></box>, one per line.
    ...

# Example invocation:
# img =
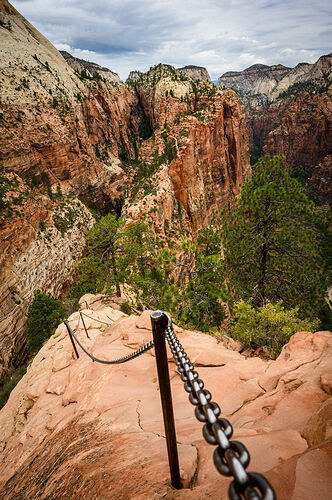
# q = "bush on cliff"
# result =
<box><xmin>26</xmin><ymin>290</ymin><xmax>65</xmax><ymax>353</ymax></box>
<box><xmin>230</xmin><ymin>300</ymin><xmax>320</xmax><ymax>357</ymax></box>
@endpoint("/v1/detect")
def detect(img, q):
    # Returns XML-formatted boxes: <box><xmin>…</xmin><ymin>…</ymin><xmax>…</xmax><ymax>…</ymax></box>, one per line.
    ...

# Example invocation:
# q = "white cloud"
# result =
<box><xmin>11</xmin><ymin>0</ymin><xmax>332</xmax><ymax>81</ymax></box>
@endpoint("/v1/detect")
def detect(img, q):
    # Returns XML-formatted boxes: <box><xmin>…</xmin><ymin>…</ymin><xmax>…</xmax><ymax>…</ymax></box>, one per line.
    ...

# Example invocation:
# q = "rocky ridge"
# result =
<box><xmin>60</xmin><ymin>51</ymin><xmax>121</xmax><ymax>84</ymax></box>
<box><xmin>126</xmin><ymin>64</ymin><xmax>211</xmax><ymax>84</ymax></box>
<box><xmin>0</xmin><ymin>294</ymin><xmax>331</xmax><ymax>498</ymax></box>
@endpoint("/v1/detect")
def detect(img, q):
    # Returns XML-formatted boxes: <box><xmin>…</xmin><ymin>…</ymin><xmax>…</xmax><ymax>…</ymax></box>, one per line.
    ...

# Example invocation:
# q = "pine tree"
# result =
<box><xmin>77</xmin><ymin>214</ymin><xmax>124</xmax><ymax>297</ymax></box>
<box><xmin>223</xmin><ymin>155</ymin><xmax>326</xmax><ymax>316</ymax></box>
<box><xmin>180</xmin><ymin>226</ymin><xmax>227</xmax><ymax>331</ymax></box>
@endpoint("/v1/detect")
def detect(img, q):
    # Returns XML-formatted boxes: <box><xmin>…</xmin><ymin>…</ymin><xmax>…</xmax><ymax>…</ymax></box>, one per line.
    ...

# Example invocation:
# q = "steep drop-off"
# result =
<box><xmin>0</xmin><ymin>0</ymin><xmax>250</xmax><ymax>381</ymax></box>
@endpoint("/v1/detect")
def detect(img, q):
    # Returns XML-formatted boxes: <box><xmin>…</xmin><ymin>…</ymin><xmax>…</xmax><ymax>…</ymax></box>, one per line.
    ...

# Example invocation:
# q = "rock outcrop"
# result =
<box><xmin>126</xmin><ymin>70</ymin><xmax>143</xmax><ymax>83</ymax></box>
<box><xmin>178</xmin><ymin>65</ymin><xmax>211</xmax><ymax>82</ymax></box>
<box><xmin>60</xmin><ymin>50</ymin><xmax>121</xmax><ymax>83</ymax></box>
<box><xmin>122</xmin><ymin>65</ymin><xmax>250</xmax><ymax>233</ymax></box>
<box><xmin>0</xmin><ymin>296</ymin><xmax>331</xmax><ymax>498</ymax></box>
<box><xmin>250</xmin><ymin>89</ymin><xmax>332</xmax><ymax>170</ymax></box>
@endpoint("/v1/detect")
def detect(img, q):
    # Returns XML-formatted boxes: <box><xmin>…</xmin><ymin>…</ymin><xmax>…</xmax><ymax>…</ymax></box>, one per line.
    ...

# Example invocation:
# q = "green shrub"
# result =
<box><xmin>0</xmin><ymin>365</ymin><xmax>27</xmax><ymax>409</ymax></box>
<box><xmin>26</xmin><ymin>290</ymin><xmax>65</xmax><ymax>353</ymax></box>
<box><xmin>230</xmin><ymin>300</ymin><xmax>320</xmax><ymax>357</ymax></box>
<box><xmin>120</xmin><ymin>302</ymin><xmax>132</xmax><ymax>315</ymax></box>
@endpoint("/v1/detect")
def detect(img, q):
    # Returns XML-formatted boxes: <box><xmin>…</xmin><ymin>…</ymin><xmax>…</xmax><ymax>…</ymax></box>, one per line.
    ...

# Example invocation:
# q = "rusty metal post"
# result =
<box><xmin>64</xmin><ymin>320</ymin><xmax>79</xmax><ymax>359</ymax></box>
<box><xmin>80</xmin><ymin>312</ymin><xmax>90</xmax><ymax>339</ymax></box>
<box><xmin>151</xmin><ymin>311</ymin><xmax>182</xmax><ymax>489</ymax></box>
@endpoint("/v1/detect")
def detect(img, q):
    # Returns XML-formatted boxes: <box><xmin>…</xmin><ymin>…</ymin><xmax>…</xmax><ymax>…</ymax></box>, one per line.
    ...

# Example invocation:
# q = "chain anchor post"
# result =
<box><xmin>151</xmin><ymin>311</ymin><xmax>182</xmax><ymax>490</ymax></box>
<box><xmin>80</xmin><ymin>312</ymin><xmax>90</xmax><ymax>339</ymax></box>
<box><xmin>64</xmin><ymin>320</ymin><xmax>80</xmax><ymax>359</ymax></box>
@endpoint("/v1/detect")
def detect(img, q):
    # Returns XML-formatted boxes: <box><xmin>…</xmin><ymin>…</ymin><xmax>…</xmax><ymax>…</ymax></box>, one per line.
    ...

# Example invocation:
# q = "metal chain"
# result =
<box><xmin>65</xmin><ymin>320</ymin><xmax>154</xmax><ymax>364</ymax></box>
<box><xmin>80</xmin><ymin>311</ymin><xmax>113</xmax><ymax>326</ymax></box>
<box><xmin>164</xmin><ymin>319</ymin><xmax>275</xmax><ymax>500</ymax></box>
<box><xmin>69</xmin><ymin>313</ymin><xmax>81</xmax><ymax>334</ymax></box>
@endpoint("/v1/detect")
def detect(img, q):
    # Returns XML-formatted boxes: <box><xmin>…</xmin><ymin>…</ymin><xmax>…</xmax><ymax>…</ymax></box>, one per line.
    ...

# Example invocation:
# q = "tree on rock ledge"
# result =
<box><xmin>223</xmin><ymin>155</ymin><xmax>326</xmax><ymax>317</ymax></box>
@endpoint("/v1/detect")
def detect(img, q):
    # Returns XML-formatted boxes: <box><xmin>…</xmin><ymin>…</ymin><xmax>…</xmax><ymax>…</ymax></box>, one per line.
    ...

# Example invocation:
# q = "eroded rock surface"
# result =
<box><xmin>0</xmin><ymin>296</ymin><xmax>331</xmax><ymax>499</ymax></box>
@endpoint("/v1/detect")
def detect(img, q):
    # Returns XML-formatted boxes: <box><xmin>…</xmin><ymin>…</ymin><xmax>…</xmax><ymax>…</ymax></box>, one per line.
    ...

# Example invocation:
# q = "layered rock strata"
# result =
<box><xmin>0</xmin><ymin>296</ymin><xmax>331</xmax><ymax>498</ymax></box>
<box><xmin>0</xmin><ymin>0</ymin><xmax>137</xmax><ymax>380</ymax></box>
<box><xmin>0</xmin><ymin>190</ymin><xmax>95</xmax><ymax>381</ymax></box>
<box><xmin>123</xmin><ymin>67</ymin><xmax>250</xmax><ymax>233</ymax></box>
<box><xmin>218</xmin><ymin>54</ymin><xmax>332</xmax><ymax>178</ymax></box>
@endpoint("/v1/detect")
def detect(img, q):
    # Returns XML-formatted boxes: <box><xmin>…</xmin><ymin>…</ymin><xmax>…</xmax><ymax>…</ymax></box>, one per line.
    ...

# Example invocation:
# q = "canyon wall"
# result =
<box><xmin>218</xmin><ymin>54</ymin><xmax>332</xmax><ymax>198</ymax></box>
<box><xmin>123</xmin><ymin>65</ymin><xmax>250</xmax><ymax>234</ymax></box>
<box><xmin>0</xmin><ymin>1</ymin><xmax>250</xmax><ymax>381</ymax></box>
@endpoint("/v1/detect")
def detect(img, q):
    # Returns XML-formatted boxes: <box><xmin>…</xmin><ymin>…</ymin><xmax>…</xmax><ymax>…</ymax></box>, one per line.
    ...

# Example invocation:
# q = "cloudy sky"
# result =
<box><xmin>11</xmin><ymin>0</ymin><xmax>332</xmax><ymax>81</ymax></box>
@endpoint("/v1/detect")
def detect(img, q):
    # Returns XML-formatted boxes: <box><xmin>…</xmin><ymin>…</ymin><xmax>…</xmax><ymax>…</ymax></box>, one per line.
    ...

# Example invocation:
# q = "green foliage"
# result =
<box><xmin>71</xmin><ymin>215</ymin><xmax>179</xmax><ymax>312</ymax></box>
<box><xmin>230</xmin><ymin>300</ymin><xmax>320</xmax><ymax>356</ymax></box>
<box><xmin>0</xmin><ymin>170</ymin><xmax>20</xmax><ymax>219</ymax></box>
<box><xmin>0</xmin><ymin>365</ymin><xmax>27</xmax><ymax>410</ymax></box>
<box><xmin>129</xmin><ymin>152</ymin><xmax>165</xmax><ymax>199</ymax></box>
<box><xmin>74</xmin><ymin>214</ymin><xmax>125</xmax><ymax>298</ymax></box>
<box><xmin>250</xmin><ymin>145</ymin><xmax>263</xmax><ymax>166</ymax></box>
<box><xmin>53</xmin><ymin>201</ymin><xmax>81</xmax><ymax>234</ymax></box>
<box><xmin>223</xmin><ymin>155</ymin><xmax>326</xmax><ymax>317</ymax></box>
<box><xmin>179</xmin><ymin>227</ymin><xmax>227</xmax><ymax>332</ymax></box>
<box><xmin>120</xmin><ymin>302</ymin><xmax>132</xmax><ymax>315</ymax></box>
<box><xmin>278</xmin><ymin>79</ymin><xmax>329</xmax><ymax>100</ymax></box>
<box><xmin>26</xmin><ymin>290</ymin><xmax>65</xmax><ymax>354</ymax></box>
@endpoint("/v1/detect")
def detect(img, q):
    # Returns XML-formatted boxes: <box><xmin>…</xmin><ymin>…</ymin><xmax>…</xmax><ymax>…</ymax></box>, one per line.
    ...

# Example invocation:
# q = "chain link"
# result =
<box><xmin>80</xmin><ymin>311</ymin><xmax>113</xmax><ymax>326</ymax></box>
<box><xmin>65</xmin><ymin>319</ymin><xmax>154</xmax><ymax>364</ymax></box>
<box><xmin>165</xmin><ymin>323</ymin><xmax>276</xmax><ymax>500</ymax></box>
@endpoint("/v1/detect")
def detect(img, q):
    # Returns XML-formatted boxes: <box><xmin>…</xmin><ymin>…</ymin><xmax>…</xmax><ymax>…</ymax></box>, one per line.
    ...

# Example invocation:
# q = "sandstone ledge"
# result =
<box><xmin>0</xmin><ymin>297</ymin><xmax>331</xmax><ymax>498</ymax></box>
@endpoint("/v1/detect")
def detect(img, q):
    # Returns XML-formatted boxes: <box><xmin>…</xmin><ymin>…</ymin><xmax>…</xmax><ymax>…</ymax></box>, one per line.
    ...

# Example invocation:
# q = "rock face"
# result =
<box><xmin>218</xmin><ymin>54</ymin><xmax>332</xmax><ymax>185</ymax></box>
<box><xmin>126</xmin><ymin>70</ymin><xmax>143</xmax><ymax>82</ymax></box>
<box><xmin>0</xmin><ymin>0</ymin><xmax>141</xmax><ymax>380</ymax></box>
<box><xmin>307</xmin><ymin>154</ymin><xmax>332</xmax><ymax>203</ymax></box>
<box><xmin>250</xmin><ymin>89</ymin><xmax>332</xmax><ymax>170</ymax></box>
<box><xmin>0</xmin><ymin>296</ymin><xmax>331</xmax><ymax>498</ymax></box>
<box><xmin>178</xmin><ymin>65</ymin><xmax>211</xmax><ymax>82</ymax></box>
<box><xmin>122</xmin><ymin>64</ymin><xmax>250</xmax><ymax>233</ymax></box>
<box><xmin>0</xmin><ymin>193</ymin><xmax>95</xmax><ymax>380</ymax></box>
<box><xmin>218</xmin><ymin>54</ymin><xmax>332</xmax><ymax>111</ymax></box>
<box><xmin>60</xmin><ymin>50</ymin><xmax>121</xmax><ymax>83</ymax></box>
<box><xmin>218</xmin><ymin>63</ymin><xmax>291</xmax><ymax>110</ymax></box>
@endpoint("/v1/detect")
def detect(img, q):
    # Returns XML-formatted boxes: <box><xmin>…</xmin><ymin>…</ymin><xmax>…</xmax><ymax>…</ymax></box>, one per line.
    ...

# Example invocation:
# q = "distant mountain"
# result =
<box><xmin>178</xmin><ymin>65</ymin><xmax>211</xmax><ymax>81</ymax></box>
<box><xmin>217</xmin><ymin>54</ymin><xmax>332</xmax><ymax>111</ymax></box>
